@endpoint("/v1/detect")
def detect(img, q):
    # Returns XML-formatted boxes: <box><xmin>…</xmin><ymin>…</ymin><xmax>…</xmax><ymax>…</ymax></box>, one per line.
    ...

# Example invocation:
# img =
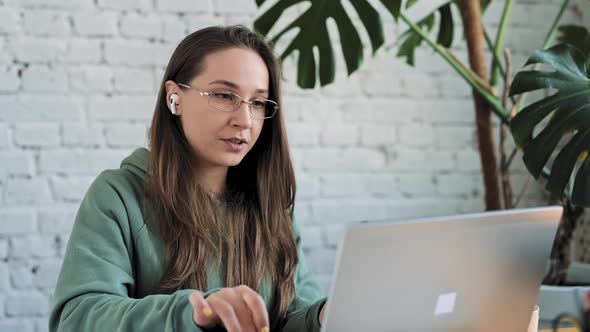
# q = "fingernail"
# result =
<box><xmin>261</xmin><ymin>327</ymin><xmax>270</xmax><ymax>332</ymax></box>
<box><xmin>203</xmin><ymin>307</ymin><xmax>213</xmax><ymax>317</ymax></box>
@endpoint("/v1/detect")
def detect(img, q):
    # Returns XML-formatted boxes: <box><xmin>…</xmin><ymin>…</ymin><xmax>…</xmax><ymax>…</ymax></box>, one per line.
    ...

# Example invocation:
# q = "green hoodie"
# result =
<box><xmin>49</xmin><ymin>147</ymin><xmax>327</xmax><ymax>332</ymax></box>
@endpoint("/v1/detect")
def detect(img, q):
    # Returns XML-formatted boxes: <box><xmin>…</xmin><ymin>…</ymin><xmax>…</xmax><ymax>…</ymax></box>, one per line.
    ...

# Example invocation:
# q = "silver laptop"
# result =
<box><xmin>321</xmin><ymin>206</ymin><xmax>562</xmax><ymax>332</ymax></box>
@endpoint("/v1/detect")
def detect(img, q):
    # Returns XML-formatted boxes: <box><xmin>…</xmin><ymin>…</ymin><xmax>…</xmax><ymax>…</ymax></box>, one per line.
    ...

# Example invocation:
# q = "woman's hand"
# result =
<box><xmin>319</xmin><ymin>302</ymin><xmax>328</xmax><ymax>325</ymax></box>
<box><xmin>189</xmin><ymin>285</ymin><xmax>270</xmax><ymax>332</ymax></box>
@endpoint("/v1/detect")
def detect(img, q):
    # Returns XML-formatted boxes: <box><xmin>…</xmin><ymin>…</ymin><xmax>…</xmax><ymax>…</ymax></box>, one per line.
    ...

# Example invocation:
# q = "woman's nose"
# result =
<box><xmin>230</xmin><ymin>101</ymin><xmax>253</xmax><ymax>129</ymax></box>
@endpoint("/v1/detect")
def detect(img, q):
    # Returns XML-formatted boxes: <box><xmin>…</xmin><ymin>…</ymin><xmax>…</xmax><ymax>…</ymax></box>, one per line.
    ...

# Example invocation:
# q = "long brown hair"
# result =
<box><xmin>144</xmin><ymin>26</ymin><xmax>298</xmax><ymax>328</ymax></box>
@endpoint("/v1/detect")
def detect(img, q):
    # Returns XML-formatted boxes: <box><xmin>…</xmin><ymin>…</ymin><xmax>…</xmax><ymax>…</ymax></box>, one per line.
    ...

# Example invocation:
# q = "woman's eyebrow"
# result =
<box><xmin>208</xmin><ymin>79</ymin><xmax>268</xmax><ymax>94</ymax></box>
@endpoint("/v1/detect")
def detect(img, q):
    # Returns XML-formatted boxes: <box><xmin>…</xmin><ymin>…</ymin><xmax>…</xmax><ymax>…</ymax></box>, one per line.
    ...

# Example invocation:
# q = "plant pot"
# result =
<box><xmin>539</xmin><ymin>203</ymin><xmax>590</xmax><ymax>329</ymax></box>
<box><xmin>537</xmin><ymin>283</ymin><xmax>590</xmax><ymax>329</ymax></box>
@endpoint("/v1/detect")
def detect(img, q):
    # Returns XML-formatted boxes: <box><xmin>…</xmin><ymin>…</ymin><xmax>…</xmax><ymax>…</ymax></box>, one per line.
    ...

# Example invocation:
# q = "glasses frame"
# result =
<box><xmin>177</xmin><ymin>83</ymin><xmax>278</xmax><ymax>119</ymax></box>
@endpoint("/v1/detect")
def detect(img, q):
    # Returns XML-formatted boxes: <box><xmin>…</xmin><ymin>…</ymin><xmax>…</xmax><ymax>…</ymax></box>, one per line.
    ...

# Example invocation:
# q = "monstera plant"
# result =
<box><xmin>510</xmin><ymin>43</ymin><xmax>590</xmax><ymax>283</ymax></box>
<box><xmin>253</xmin><ymin>0</ymin><xmax>565</xmax><ymax>211</ymax></box>
<box><xmin>253</xmin><ymin>0</ymin><xmax>590</xmax><ymax>283</ymax></box>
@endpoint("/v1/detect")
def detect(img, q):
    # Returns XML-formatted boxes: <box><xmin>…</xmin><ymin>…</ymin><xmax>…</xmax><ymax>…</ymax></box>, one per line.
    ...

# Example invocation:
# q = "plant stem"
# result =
<box><xmin>459</xmin><ymin>0</ymin><xmax>502</xmax><ymax>210</ymax></box>
<box><xmin>500</xmin><ymin>48</ymin><xmax>514</xmax><ymax>209</ymax></box>
<box><xmin>484</xmin><ymin>29</ymin><xmax>517</xmax><ymax>105</ymax></box>
<box><xmin>490</xmin><ymin>0</ymin><xmax>512</xmax><ymax>87</ymax></box>
<box><xmin>504</xmin><ymin>147</ymin><xmax>518</xmax><ymax>170</ymax></box>
<box><xmin>399</xmin><ymin>12</ymin><xmax>510</xmax><ymax>124</ymax></box>
<box><xmin>544</xmin><ymin>0</ymin><xmax>571</xmax><ymax>49</ymax></box>
<box><xmin>513</xmin><ymin>175</ymin><xmax>532</xmax><ymax>207</ymax></box>
<box><xmin>484</xmin><ymin>30</ymin><xmax>506</xmax><ymax>85</ymax></box>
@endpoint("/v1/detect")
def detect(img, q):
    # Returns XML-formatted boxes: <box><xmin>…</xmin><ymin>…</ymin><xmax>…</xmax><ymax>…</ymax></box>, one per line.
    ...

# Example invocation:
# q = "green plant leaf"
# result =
<box><xmin>509</xmin><ymin>43</ymin><xmax>590</xmax><ymax>206</ymax></box>
<box><xmin>396</xmin><ymin>1</ymin><xmax>456</xmax><ymax>66</ymax></box>
<box><xmin>396</xmin><ymin>13</ymin><xmax>434</xmax><ymax>66</ymax></box>
<box><xmin>557</xmin><ymin>25</ymin><xmax>590</xmax><ymax>69</ymax></box>
<box><xmin>405</xmin><ymin>0</ymin><xmax>418</xmax><ymax>9</ymax></box>
<box><xmin>557</xmin><ymin>25</ymin><xmax>590</xmax><ymax>54</ymax></box>
<box><xmin>254</xmin><ymin>0</ymin><xmax>401</xmax><ymax>89</ymax></box>
<box><xmin>382</xmin><ymin>0</ymin><xmax>403</xmax><ymax>21</ymax></box>
<box><xmin>436</xmin><ymin>3</ymin><xmax>454</xmax><ymax>47</ymax></box>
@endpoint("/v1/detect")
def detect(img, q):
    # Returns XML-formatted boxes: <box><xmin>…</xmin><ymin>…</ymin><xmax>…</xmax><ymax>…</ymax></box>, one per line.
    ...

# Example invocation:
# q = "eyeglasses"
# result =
<box><xmin>177</xmin><ymin>83</ymin><xmax>278</xmax><ymax>119</ymax></box>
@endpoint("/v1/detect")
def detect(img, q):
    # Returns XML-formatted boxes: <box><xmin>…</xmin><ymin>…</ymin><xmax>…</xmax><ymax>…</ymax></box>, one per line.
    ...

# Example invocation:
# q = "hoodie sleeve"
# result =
<box><xmin>281</xmin><ymin>211</ymin><xmax>328</xmax><ymax>332</ymax></box>
<box><xmin>49</xmin><ymin>172</ymin><xmax>209</xmax><ymax>332</ymax></box>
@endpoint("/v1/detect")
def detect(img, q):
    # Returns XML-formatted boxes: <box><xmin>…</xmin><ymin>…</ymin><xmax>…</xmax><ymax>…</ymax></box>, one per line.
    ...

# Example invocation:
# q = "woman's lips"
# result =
<box><xmin>221</xmin><ymin>139</ymin><xmax>246</xmax><ymax>152</ymax></box>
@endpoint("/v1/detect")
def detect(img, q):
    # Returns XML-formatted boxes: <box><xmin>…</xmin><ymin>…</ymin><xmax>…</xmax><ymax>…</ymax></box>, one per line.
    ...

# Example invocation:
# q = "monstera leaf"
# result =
<box><xmin>557</xmin><ymin>25</ymin><xmax>590</xmax><ymax>70</ymax></box>
<box><xmin>254</xmin><ymin>0</ymin><xmax>402</xmax><ymax>88</ymax></box>
<box><xmin>396</xmin><ymin>0</ymin><xmax>490</xmax><ymax>66</ymax></box>
<box><xmin>253</xmin><ymin>0</ymin><xmax>494</xmax><ymax>86</ymax></box>
<box><xmin>396</xmin><ymin>4</ymin><xmax>439</xmax><ymax>66</ymax></box>
<box><xmin>509</xmin><ymin>44</ymin><xmax>590</xmax><ymax>206</ymax></box>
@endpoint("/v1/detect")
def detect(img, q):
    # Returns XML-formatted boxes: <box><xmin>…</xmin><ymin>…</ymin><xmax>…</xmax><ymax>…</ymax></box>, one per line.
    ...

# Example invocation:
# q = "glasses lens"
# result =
<box><xmin>249</xmin><ymin>100</ymin><xmax>278</xmax><ymax>119</ymax></box>
<box><xmin>208</xmin><ymin>91</ymin><xmax>279</xmax><ymax>119</ymax></box>
<box><xmin>209</xmin><ymin>90</ymin><xmax>241</xmax><ymax>112</ymax></box>
<box><xmin>263</xmin><ymin>101</ymin><xmax>278</xmax><ymax>119</ymax></box>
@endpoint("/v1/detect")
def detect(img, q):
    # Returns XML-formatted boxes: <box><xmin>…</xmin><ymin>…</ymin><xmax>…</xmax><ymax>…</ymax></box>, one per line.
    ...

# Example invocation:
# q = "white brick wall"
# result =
<box><xmin>12</xmin><ymin>38</ymin><xmax>67</xmax><ymax>63</ymax></box>
<box><xmin>97</xmin><ymin>0</ymin><xmax>151</xmax><ymax>11</ymax></box>
<box><xmin>4</xmin><ymin>178</ymin><xmax>53</xmax><ymax>205</ymax></box>
<box><xmin>399</xmin><ymin>123</ymin><xmax>435</xmax><ymax>147</ymax></box>
<box><xmin>0</xmin><ymin>0</ymin><xmax>583</xmax><ymax>326</ymax></box>
<box><xmin>22</xmin><ymin>65</ymin><xmax>69</xmax><ymax>92</ymax></box>
<box><xmin>69</xmin><ymin>66</ymin><xmax>114</xmax><ymax>93</ymax></box>
<box><xmin>120</xmin><ymin>14</ymin><xmax>162</xmax><ymax>40</ymax></box>
<box><xmin>39</xmin><ymin>149</ymin><xmax>130</xmax><ymax>175</ymax></box>
<box><xmin>0</xmin><ymin>264</ymin><xmax>9</xmax><ymax>290</ymax></box>
<box><xmin>37</xmin><ymin>210</ymin><xmax>76</xmax><ymax>235</ymax></box>
<box><xmin>23</xmin><ymin>10</ymin><xmax>70</xmax><ymax>37</ymax></box>
<box><xmin>9</xmin><ymin>235</ymin><xmax>56</xmax><ymax>259</ymax></box>
<box><xmin>360</xmin><ymin>125</ymin><xmax>397</xmax><ymax>146</ymax></box>
<box><xmin>0</xmin><ymin>211</ymin><xmax>36</xmax><ymax>235</ymax></box>
<box><xmin>71</xmin><ymin>11</ymin><xmax>118</xmax><ymax>37</ymax></box>
<box><xmin>0</xmin><ymin>151</ymin><xmax>35</xmax><ymax>176</ymax></box>
<box><xmin>154</xmin><ymin>0</ymin><xmax>211</xmax><ymax>13</ymax></box>
<box><xmin>50</xmin><ymin>176</ymin><xmax>94</xmax><ymax>202</ymax></box>
<box><xmin>62</xmin><ymin>124</ymin><xmax>104</xmax><ymax>147</ymax></box>
<box><xmin>112</xmin><ymin>67</ymin><xmax>155</xmax><ymax>93</ymax></box>
<box><xmin>10</xmin><ymin>265</ymin><xmax>34</xmax><ymax>290</ymax></box>
<box><xmin>65</xmin><ymin>39</ymin><xmax>102</xmax><ymax>64</ymax></box>
<box><xmin>286</xmin><ymin>123</ymin><xmax>319</xmax><ymax>147</ymax></box>
<box><xmin>320</xmin><ymin>124</ymin><xmax>359</xmax><ymax>146</ymax></box>
<box><xmin>87</xmin><ymin>96</ymin><xmax>155</xmax><ymax>121</ymax></box>
<box><xmin>32</xmin><ymin>259</ymin><xmax>61</xmax><ymax>289</ymax></box>
<box><xmin>5</xmin><ymin>292</ymin><xmax>49</xmax><ymax>316</ymax></box>
<box><xmin>104</xmin><ymin>123</ymin><xmax>150</xmax><ymax>147</ymax></box>
<box><xmin>0</xmin><ymin>8</ymin><xmax>20</xmax><ymax>35</ymax></box>
<box><xmin>0</xmin><ymin>124</ymin><xmax>10</xmax><ymax>148</ymax></box>
<box><xmin>14</xmin><ymin>124</ymin><xmax>60</xmax><ymax>147</ymax></box>
<box><xmin>0</xmin><ymin>66</ymin><xmax>20</xmax><ymax>92</ymax></box>
<box><xmin>0</xmin><ymin>240</ymin><xmax>8</xmax><ymax>259</ymax></box>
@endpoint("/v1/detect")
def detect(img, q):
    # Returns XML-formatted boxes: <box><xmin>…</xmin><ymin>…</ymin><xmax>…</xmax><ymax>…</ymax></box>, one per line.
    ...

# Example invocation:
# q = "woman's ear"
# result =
<box><xmin>164</xmin><ymin>80</ymin><xmax>182</xmax><ymax>116</ymax></box>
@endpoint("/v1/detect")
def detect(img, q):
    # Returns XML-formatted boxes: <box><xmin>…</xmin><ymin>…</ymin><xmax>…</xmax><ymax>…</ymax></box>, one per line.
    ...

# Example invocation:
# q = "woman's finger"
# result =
<box><xmin>320</xmin><ymin>302</ymin><xmax>328</xmax><ymax>325</ymax></box>
<box><xmin>220</xmin><ymin>288</ymin><xmax>258</xmax><ymax>332</ymax></box>
<box><xmin>189</xmin><ymin>291</ymin><xmax>217</xmax><ymax>329</ymax></box>
<box><xmin>235</xmin><ymin>285</ymin><xmax>270</xmax><ymax>332</ymax></box>
<box><xmin>206</xmin><ymin>293</ymin><xmax>243</xmax><ymax>332</ymax></box>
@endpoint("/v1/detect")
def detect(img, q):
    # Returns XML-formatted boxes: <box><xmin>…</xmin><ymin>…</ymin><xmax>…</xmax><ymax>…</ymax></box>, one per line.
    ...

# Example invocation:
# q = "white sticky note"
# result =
<box><xmin>434</xmin><ymin>292</ymin><xmax>457</xmax><ymax>316</ymax></box>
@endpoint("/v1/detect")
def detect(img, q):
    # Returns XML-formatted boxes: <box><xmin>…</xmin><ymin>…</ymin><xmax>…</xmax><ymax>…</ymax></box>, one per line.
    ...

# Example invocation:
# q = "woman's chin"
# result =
<box><xmin>218</xmin><ymin>155</ymin><xmax>245</xmax><ymax>167</ymax></box>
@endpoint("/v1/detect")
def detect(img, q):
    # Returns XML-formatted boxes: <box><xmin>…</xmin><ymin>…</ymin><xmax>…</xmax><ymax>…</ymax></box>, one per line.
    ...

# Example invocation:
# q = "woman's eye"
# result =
<box><xmin>252</xmin><ymin>100</ymin><xmax>267</xmax><ymax>108</ymax></box>
<box><xmin>213</xmin><ymin>92</ymin><xmax>234</xmax><ymax>101</ymax></box>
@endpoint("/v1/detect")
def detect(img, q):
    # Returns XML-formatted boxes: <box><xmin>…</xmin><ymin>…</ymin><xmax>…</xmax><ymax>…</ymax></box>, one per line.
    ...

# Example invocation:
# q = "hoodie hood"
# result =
<box><xmin>120</xmin><ymin>147</ymin><xmax>149</xmax><ymax>180</ymax></box>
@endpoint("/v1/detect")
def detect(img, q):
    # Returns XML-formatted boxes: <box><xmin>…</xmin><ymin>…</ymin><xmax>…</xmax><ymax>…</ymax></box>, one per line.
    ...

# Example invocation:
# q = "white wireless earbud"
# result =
<box><xmin>169</xmin><ymin>94</ymin><xmax>179</xmax><ymax>115</ymax></box>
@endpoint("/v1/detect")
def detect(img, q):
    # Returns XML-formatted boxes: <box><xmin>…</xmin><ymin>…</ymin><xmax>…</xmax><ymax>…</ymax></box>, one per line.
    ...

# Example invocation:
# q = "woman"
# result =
<box><xmin>49</xmin><ymin>25</ymin><xmax>327</xmax><ymax>332</ymax></box>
